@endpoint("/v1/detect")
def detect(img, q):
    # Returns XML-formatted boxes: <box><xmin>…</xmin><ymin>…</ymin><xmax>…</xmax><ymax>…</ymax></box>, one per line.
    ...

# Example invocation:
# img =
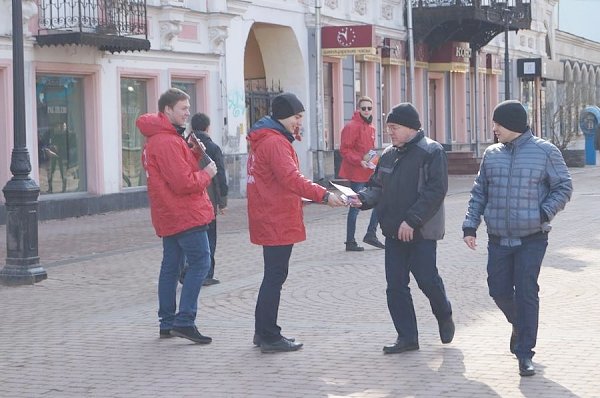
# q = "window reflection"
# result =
<box><xmin>121</xmin><ymin>78</ymin><xmax>147</xmax><ymax>188</ymax></box>
<box><xmin>36</xmin><ymin>75</ymin><xmax>86</xmax><ymax>194</ymax></box>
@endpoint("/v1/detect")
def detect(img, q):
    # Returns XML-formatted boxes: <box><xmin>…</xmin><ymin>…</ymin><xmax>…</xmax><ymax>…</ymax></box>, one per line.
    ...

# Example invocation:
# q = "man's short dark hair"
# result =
<box><xmin>158</xmin><ymin>88</ymin><xmax>190</xmax><ymax>113</ymax></box>
<box><xmin>191</xmin><ymin>113</ymin><xmax>211</xmax><ymax>132</ymax></box>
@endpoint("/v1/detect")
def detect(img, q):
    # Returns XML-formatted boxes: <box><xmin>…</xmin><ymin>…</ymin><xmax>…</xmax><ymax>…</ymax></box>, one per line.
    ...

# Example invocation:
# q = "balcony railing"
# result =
<box><xmin>36</xmin><ymin>0</ymin><xmax>150</xmax><ymax>53</ymax></box>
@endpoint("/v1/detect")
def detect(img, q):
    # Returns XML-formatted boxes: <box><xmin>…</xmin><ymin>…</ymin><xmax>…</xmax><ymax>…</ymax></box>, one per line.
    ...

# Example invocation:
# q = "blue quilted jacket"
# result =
<box><xmin>462</xmin><ymin>130</ymin><xmax>572</xmax><ymax>238</ymax></box>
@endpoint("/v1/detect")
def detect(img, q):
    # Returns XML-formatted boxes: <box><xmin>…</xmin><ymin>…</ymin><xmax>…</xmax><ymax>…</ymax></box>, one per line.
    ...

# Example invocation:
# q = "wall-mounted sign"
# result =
<box><xmin>322</xmin><ymin>25</ymin><xmax>376</xmax><ymax>56</ymax></box>
<box><xmin>517</xmin><ymin>58</ymin><xmax>564</xmax><ymax>81</ymax></box>
<box><xmin>381</xmin><ymin>38</ymin><xmax>405</xmax><ymax>66</ymax></box>
<box><xmin>429</xmin><ymin>42</ymin><xmax>472</xmax><ymax>73</ymax></box>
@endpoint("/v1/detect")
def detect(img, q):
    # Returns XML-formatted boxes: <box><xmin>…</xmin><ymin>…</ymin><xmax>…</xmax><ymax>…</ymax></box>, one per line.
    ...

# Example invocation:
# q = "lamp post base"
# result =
<box><xmin>1</xmin><ymin>175</ymin><xmax>47</xmax><ymax>286</ymax></box>
<box><xmin>0</xmin><ymin>266</ymin><xmax>47</xmax><ymax>286</ymax></box>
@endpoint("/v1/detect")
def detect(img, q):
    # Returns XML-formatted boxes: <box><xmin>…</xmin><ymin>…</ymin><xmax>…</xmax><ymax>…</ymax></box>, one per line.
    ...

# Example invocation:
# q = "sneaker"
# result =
<box><xmin>203</xmin><ymin>278</ymin><xmax>220</xmax><ymax>286</ymax></box>
<box><xmin>170</xmin><ymin>326</ymin><xmax>212</xmax><ymax>344</ymax></box>
<box><xmin>345</xmin><ymin>241</ymin><xmax>364</xmax><ymax>252</ymax></box>
<box><xmin>438</xmin><ymin>316</ymin><xmax>455</xmax><ymax>344</ymax></box>
<box><xmin>159</xmin><ymin>329</ymin><xmax>173</xmax><ymax>339</ymax></box>
<box><xmin>363</xmin><ymin>234</ymin><xmax>385</xmax><ymax>249</ymax></box>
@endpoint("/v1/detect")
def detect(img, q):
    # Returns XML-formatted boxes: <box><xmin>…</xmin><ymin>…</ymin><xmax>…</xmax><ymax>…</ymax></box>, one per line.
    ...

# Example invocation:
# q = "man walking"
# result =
<box><xmin>190</xmin><ymin>113</ymin><xmax>228</xmax><ymax>286</ymax></box>
<box><xmin>247</xmin><ymin>92</ymin><xmax>345</xmax><ymax>353</ymax></box>
<box><xmin>137</xmin><ymin>88</ymin><xmax>217</xmax><ymax>344</ymax></box>
<box><xmin>339</xmin><ymin>96</ymin><xmax>384</xmax><ymax>251</ymax></box>
<box><xmin>462</xmin><ymin>100</ymin><xmax>572</xmax><ymax>376</ymax></box>
<box><xmin>350</xmin><ymin>103</ymin><xmax>455</xmax><ymax>353</ymax></box>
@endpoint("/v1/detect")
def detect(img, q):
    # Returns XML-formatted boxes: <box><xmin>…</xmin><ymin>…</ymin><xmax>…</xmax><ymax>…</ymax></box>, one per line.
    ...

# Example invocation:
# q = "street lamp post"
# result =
<box><xmin>0</xmin><ymin>0</ymin><xmax>47</xmax><ymax>285</ymax></box>
<box><xmin>482</xmin><ymin>0</ymin><xmax>531</xmax><ymax>101</ymax></box>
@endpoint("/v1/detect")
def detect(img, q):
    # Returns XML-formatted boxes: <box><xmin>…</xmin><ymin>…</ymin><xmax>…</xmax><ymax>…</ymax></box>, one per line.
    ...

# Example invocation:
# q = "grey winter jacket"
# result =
<box><xmin>462</xmin><ymin>130</ymin><xmax>572</xmax><ymax>239</ymax></box>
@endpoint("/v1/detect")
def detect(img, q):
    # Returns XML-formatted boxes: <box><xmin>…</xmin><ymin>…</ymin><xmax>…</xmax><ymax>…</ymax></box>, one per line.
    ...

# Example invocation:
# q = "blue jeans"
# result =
<box><xmin>255</xmin><ymin>244</ymin><xmax>293</xmax><ymax>343</ymax></box>
<box><xmin>158</xmin><ymin>228</ymin><xmax>211</xmax><ymax>329</ymax></box>
<box><xmin>385</xmin><ymin>238</ymin><xmax>452</xmax><ymax>343</ymax></box>
<box><xmin>346</xmin><ymin>181</ymin><xmax>379</xmax><ymax>242</ymax></box>
<box><xmin>487</xmin><ymin>237</ymin><xmax>548</xmax><ymax>359</ymax></box>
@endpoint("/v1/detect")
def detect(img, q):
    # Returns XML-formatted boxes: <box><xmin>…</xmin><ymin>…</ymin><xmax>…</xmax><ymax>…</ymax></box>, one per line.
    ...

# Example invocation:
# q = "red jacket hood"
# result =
<box><xmin>136</xmin><ymin>112</ymin><xmax>177</xmax><ymax>139</ymax></box>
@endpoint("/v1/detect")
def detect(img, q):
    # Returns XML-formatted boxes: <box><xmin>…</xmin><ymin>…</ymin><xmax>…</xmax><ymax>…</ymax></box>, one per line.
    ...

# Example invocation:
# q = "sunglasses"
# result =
<box><xmin>361</xmin><ymin>106</ymin><xmax>373</xmax><ymax>111</ymax></box>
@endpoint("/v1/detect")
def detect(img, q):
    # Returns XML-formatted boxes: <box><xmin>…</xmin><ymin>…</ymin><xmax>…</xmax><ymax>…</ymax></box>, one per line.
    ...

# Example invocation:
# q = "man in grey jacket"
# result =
<box><xmin>463</xmin><ymin>100</ymin><xmax>573</xmax><ymax>377</ymax></box>
<box><xmin>351</xmin><ymin>103</ymin><xmax>455</xmax><ymax>354</ymax></box>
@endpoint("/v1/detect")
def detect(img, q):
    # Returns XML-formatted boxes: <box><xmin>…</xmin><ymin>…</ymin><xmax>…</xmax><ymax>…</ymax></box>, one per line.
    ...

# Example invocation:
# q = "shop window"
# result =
<box><xmin>121</xmin><ymin>78</ymin><xmax>148</xmax><ymax>188</ymax></box>
<box><xmin>172</xmin><ymin>80</ymin><xmax>198</xmax><ymax>115</ymax></box>
<box><xmin>36</xmin><ymin>75</ymin><xmax>87</xmax><ymax>195</ymax></box>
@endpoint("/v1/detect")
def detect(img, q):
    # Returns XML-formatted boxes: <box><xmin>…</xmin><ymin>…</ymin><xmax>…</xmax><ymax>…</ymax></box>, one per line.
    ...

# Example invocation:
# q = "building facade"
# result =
<box><xmin>1</xmin><ymin>0</ymin><xmax>598</xmax><ymax>223</ymax></box>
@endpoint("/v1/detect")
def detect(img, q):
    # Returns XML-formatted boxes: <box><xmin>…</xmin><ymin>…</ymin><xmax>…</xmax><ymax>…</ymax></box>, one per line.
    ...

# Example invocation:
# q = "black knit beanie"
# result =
<box><xmin>492</xmin><ymin>100</ymin><xmax>528</xmax><ymax>133</ymax></box>
<box><xmin>271</xmin><ymin>92</ymin><xmax>305</xmax><ymax>120</ymax></box>
<box><xmin>386</xmin><ymin>103</ymin><xmax>421</xmax><ymax>130</ymax></box>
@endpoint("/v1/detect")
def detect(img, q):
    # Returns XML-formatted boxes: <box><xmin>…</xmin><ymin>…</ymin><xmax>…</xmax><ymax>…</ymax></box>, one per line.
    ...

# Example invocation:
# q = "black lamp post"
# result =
<box><xmin>0</xmin><ymin>0</ymin><xmax>47</xmax><ymax>285</ymax></box>
<box><xmin>482</xmin><ymin>0</ymin><xmax>531</xmax><ymax>101</ymax></box>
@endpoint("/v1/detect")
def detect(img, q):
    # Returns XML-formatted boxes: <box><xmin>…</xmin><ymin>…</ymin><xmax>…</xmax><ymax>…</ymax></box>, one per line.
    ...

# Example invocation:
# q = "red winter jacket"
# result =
<box><xmin>246</xmin><ymin>117</ymin><xmax>327</xmax><ymax>246</ymax></box>
<box><xmin>338</xmin><ymin>111</ymin><xmax>376</xmax><ymax>183</ymax></box>
<box><xmin>137</xmin><ymin>112</ymin><xmax>214</xmax><ymax>237</ymax></box>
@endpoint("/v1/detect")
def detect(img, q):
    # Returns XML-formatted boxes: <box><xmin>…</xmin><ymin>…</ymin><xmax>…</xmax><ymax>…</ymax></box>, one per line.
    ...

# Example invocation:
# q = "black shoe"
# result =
<box><xmin>363</xmin><ymin>234</ymin><xmax>385</xmax><ymax>249</ymax></box>
<box><xmin>518</xmin><ymin>358</ymin><xmax>535</xmax><ymax>376</ymax></box>
<box><xmin>253</xmin><ymin>333</ymin><xmax>295</xmax><ymax>347</ymax></box>
<box><xmin>159</xmin><ymin>329</ymin><xmax>173</xmax><ymax>339</ymax></box>
<box><xmin>438</xmin><ymin>316</ymin><xmax>455</xmax><ymax>344</ymax></box>
<box><xmin>260</xmin><ymin>337</ymin><xmax>303</xmax><ymax>353</ymax></box>
<box><xmin>203</xmin><ymin>278</ymin><xmax>220</xmax><ymax>286</ymax></box>
<box><xmin>170</xmin><ymin>326</ymin><xmax>212</xmax><ymax>344</ymax></box>
<box><xmin>510</xmin><ymin>325</ymin><xmax>518</xmax><ymax>354</ymax></box>
<box><xmin>383</xmin><ymin>338</ymin><xmax>419</xmax><ymax>354</ymax></box>
<box><xmin>345</xmin><ymin>241</ymin><xmax>364</xmax><ymax>252</ymax></box>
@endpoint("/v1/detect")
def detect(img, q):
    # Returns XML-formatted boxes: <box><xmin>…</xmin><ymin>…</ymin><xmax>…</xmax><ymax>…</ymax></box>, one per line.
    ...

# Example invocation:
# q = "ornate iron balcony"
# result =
<box><xmin>411</xmin><ymin>0</ymin><xmax>532</xmax><ymax>52</ymax></box>
<box><xmin>36</xmin><ymin>0</ymin><xmax>150</xmax><ymax>53</ymax></box>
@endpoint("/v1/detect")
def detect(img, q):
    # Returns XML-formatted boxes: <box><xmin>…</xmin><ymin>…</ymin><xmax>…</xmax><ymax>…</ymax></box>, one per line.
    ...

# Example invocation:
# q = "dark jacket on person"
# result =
<box><xmin>358</xmin><ymin>130</ymin><xmax>448</xmax><ymax>241</ymax></box>
<box><xmin>193</xmin><ymin>130</ymin><xmax>228</xmax><ymax>215</ymax></box>
<box><xmin>462</xmin><ymin>129</ymin><xmax>572</xmax><ymax>239</ymax></box>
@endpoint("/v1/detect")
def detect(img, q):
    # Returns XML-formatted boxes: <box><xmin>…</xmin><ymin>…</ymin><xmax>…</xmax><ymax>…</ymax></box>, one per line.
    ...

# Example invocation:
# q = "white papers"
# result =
<box><xmin>329</xmin><ymin>181</ymin><xmax>357</xmax><ymax>197</ymax></box>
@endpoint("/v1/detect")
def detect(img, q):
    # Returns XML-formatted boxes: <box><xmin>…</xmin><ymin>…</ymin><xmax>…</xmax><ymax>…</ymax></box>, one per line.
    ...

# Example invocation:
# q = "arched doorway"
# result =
<box><xmin>243</xmin><ymin>23</ymin><xmax>306</xmax><ymax>129</ymax></box>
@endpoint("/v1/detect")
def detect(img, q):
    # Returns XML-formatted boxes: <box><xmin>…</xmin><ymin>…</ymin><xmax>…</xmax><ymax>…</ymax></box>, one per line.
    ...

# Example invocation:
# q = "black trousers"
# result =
<box><xmin>255</xmin><ymin>244</ymin><xmax>293</xmax><ymax>343</ymax></box>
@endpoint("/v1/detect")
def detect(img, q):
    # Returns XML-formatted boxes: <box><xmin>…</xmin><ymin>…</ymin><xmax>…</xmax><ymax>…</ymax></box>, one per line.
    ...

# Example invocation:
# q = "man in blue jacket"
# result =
<box><xmin>463</xmin><ymin>100</ymin><xmax>573</xmax><ymax>377</ymax></box>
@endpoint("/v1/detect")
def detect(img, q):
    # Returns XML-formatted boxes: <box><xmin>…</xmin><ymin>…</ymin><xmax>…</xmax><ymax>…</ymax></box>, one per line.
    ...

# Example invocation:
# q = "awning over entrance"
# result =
<box><xmin>321</xmin><ymin>25</ymin><xmax>376</xmax><ymax>56</ymax></box>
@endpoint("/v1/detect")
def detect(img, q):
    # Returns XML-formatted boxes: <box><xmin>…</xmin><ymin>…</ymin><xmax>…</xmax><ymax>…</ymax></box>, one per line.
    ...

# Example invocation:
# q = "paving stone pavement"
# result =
<box><xmin>0</xmin><ymin>168</ymin><xmax>599</xmax><ymax>398</ymax></box>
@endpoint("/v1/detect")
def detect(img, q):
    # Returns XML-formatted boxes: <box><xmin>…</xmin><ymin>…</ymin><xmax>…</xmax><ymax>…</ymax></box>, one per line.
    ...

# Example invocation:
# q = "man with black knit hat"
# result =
<box><xmin>247</xmin><ymin>92</ymin><xmax>345</xmax><ymax>353</ymax></box>
<box><xmin>463</xmin><ymin>99</ymin><xmax>573</xmax><ymax>376</ymax></box>
<box><xmin>339</xmin><ymin>96</ymin><xmax>385</xmax><ymax>251</ymax></box>
<box><xmin>348</xmin><ymin>102</ymin><xmax>455</xmax><ymax>354</ymax></box>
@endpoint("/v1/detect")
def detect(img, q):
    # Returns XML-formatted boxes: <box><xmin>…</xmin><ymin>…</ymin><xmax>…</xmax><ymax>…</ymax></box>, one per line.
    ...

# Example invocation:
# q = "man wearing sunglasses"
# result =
<box><xmin>338</xmin><ymin>96</ymin><xmax>384</xmax><ymax>252</ymax></box>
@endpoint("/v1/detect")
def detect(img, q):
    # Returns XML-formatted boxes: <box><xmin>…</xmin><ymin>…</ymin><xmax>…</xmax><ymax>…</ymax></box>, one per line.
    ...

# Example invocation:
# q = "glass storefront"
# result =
<box><xmin>121</xmin><ymin>78</ymin><xmax>147</xmax><ymax>188</ymax></box>
<box><xmin>36</xmin><ymin>75</ymin><xmax>86</xmax><ymax>194</ymax></box>
<box><xmin>172</xmin><ymin>80</ymin><xmax>197</xmax><ymax>116</ymax></box>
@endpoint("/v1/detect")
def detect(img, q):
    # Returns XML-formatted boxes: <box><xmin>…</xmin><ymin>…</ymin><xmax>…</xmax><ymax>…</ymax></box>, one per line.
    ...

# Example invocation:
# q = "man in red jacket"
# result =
<box><xmin>247</xmin><ymin>92</ymin><xmax>345</xmax><ymax>353</ymax></box>
<box><xmin>137</xmin><ymin>88</ymin><xmax>217</xmax><ymax>344</ymax></box>
<box><xmin>339</xmin><ymin>96</ymin><xmax>384</xmax><ymax>251</ymax></box>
